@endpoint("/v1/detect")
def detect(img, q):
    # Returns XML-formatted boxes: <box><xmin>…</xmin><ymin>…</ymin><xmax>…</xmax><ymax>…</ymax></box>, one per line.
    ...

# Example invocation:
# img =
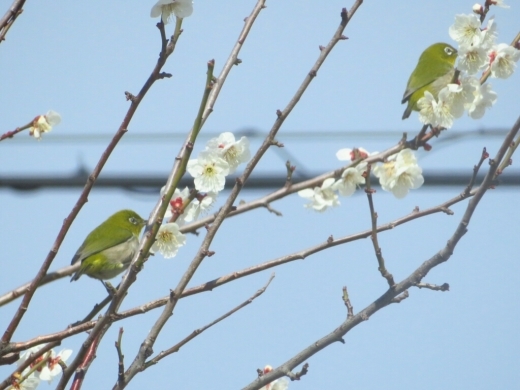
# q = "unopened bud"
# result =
<box><xmin>472</xmin><ymin>3</ymin><xmax>483</xmax><ymax>14</ymax></box>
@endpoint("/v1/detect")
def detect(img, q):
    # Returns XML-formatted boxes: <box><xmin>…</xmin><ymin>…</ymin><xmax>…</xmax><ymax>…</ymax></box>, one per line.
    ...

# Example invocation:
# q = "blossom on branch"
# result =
<box><xmin>151</xmin><ymin>223</ymin><xmax>186</xmax><ymax>259</ymax></box>
<box><xmin>183</xmin><ymin>191</ymin><xmax>217</xmax><ymax>223</ymax></box>
<box><xmin>150</xmin><ymin>0</ymin><xmax>193</xmax><ymax>24</ymax></box>
<box><xmin>39</xmin><ymin>349</ymin><xmax>73</xmax><ymax>383</ymax></box>
<box><xmin>205</xmin><ymin>132</ymin><xmax>251</xmax><ymax>174</ymax></box>
<box><xmin>488</xmin><ymin>43</ymin><xmax>520</xmax><ymax>79</ymax></box>
<box><xmin>332</xmin><ymin>163</ymin><xmax>366</xmax><ymax>197</ymax></box>
<box><xmin>187</xmin><ymin>151</ymin><xmax>230</xmax><ymax>193</ymax></box>
<box><xmin>29</xmin><ymin>110</ymin><xmax>61</xmax><ymax>140</ymax></box>
<box><xmin>466</xmin><ymin>82</ymin><xmax>497</xmax><ymax>119</ymax></box>
<box><xmin>298</xmin><ymin>178</ymin><xmax>339</xmax><ymax>212</ymax></box>
<box><xmin>373</xmin><ymin>149</ymin><xmax>424</xmax><ymax>199</ymax></box>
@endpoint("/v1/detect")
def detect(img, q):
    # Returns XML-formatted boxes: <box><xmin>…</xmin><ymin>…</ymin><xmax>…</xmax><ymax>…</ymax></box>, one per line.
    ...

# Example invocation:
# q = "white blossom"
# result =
<box><xmin>417</xmin><ymin>89</ymin><xmax>455</xmax><ymax>129</ymax></box>
<box><xmin>298</xmin><ymin>178</ymin><xmax>339</xmax><ymax>212</ymax></box>
<box><xmin>466</xmin><ymin>82</ymin><xmax>497</xmax><ymax>119</ymax></box>
<box><xmin>373</xmin><ymin>149</ymin><xmax>424</xmax><ymax>199</ymax></box>
<box><xmin>150</xmin><ymin>0</ymin><xmax>193</xmax><ymax>24</ymax></box>
<box><xmin>39</xmin><ymin>349</ymin><xmax>73</xmax><ymax>383</ymax></box>
<box><xmin>151</xmin><ymin>223</ymin><xmax>186</xmax><ymax>259</ymax></box>
<box><xmin>480</xmin><ymin>17</ymin><xmax>497</xmax><ymax>50</ymax></box>
<box><xmin>457</xmin><ymin>44</ymin><xmax>488</xmax><ymax>74</ymax></box>
<box><xmin>488</xmin><ymin>43</ymin><xmax>520</xmax><ymax>79</ymax></box>
<box><xmin>29</xmin><ymin>110</ymin><xmax>61</xmax><ymax>140</ymax></box>
<box><xmin>449</xmin><ymin>14</ymin><xmax>482</xmax><ymax>47</ymax></box>
<box><xmin>206</xmin><ymin>132</ymin><xmax>251</xmax><ymax>174</ymax></box>
<box><xmin>187</xmin><ymin>151</ymin><xmax>230</xmax><ymax>193</ymax></box>
<box><xmin>183</xmin><ymin>192</ymin><xmax>217</xmax><ymax>223</ymax></box>
<box><xmin>332</xmin><ymin>163</ymin><xmax>366</xmax><ymax>197</ymax></box>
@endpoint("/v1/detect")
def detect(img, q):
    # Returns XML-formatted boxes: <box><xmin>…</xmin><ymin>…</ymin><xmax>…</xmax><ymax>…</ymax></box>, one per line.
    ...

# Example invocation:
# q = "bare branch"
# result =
<box><xmin>143</xmin><ymin>274</ymin><xmax>275</xmax><ymax>369</ymax></box>
<box><xmin>242</xmin><ymin>114</ymin><xmax>520</xmax><ymax>390</ymax></box>
<box><xmin>0</xmin><ymin>0</ymin><xmax>25</xmax><ymax>43</ymax></box>
<box><xmin>364</xmin><ymin>164</ymin><xmax>395</xmax><ymax>287</ymax></box>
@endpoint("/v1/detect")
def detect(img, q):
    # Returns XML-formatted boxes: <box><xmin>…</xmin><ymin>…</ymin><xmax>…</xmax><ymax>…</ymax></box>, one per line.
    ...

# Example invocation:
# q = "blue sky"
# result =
<box><xmin>1</xmin><ymin>1</ymin><xmax>519</xmax><ymax>389</ymax></box>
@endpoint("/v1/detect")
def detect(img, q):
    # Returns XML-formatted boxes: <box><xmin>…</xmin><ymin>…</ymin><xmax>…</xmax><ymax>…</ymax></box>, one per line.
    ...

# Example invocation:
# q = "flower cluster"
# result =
<box><xmin>152</xmin><ymin>132</ymin><xmax>250</xmax><ymax>258</ymax></box>
<box><xmin>298</xmin><ymin>147</ymin><xmax>425</xmax><ymax>210</ymax></box>
<box><xmin>372</xmin><ymin>149</ymin><xmax>424</xmax><ymax>199</ymax></box>
<box><xmin>298</xmin><ymin>147</ymin><xmax>369</xmax><ymax>212</ymax></box>
<box><xmin>11</xmin><ymin>345</ymin><xmax>73</xmax><ymax>389</ymax></box>
<box><xmin>150</xmin><ymin>0</ymin><xmax>193</xmax><ymax>24</ymax></box>
<box><xmin>29</xmin><ymin>110</ymin><xmax>61</xmax><ymax>140</ymax></box>
<box><xmin>259</xmin><ymin>365</ymin><xmax>289</xmax><ymax>390</ymax></box>
<box><xmin>418</xmin><ymin>4</ymin><xmax>519</xmax><ymax>128</ymax></box>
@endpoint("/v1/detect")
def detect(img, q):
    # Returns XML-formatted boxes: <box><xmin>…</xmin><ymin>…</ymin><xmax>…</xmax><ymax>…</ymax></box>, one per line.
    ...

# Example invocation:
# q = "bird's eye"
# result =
<box><xmin>444</xmin><ymin>47</ymin><xmax>454</xmax><ymax>55</ymax></box>
<box><xmin>129</xmin><ymin>217</ymin><xmax>137</xmax><ymax>225</ymax></box>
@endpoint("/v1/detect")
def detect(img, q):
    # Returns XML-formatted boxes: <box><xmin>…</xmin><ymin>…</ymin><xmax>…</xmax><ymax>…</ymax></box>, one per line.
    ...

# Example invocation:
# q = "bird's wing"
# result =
<box><xmin>71</xmin><ymin>224</ymin><xmax>134</xmax><ymax>265</ymax></box>
<box><xmin>401</xmin><ymin>61</ymin><xmax>454</xmax><ymax>104</ymax></box>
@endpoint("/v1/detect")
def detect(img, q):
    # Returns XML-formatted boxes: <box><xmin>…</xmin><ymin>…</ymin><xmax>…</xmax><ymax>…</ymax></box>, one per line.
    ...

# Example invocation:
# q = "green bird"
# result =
<box><xmin>70</xmin><ymin>210</ymin><xmax>147</xmax><ymax>282</ymax></box>
<box><xmin>401</xmin><ymin>42</ymin><xmax>458</xmax><ymax>120</ymax></box>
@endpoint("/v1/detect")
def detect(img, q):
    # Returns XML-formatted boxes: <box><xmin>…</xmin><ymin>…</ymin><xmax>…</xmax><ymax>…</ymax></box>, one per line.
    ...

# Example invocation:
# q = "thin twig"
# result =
<box><xmin>54</xmin><ymin>18</ymin><xmax>187</xmax><ymax>390</ymax></box>
<box><xmin>115</xmin><ymin>328</ymin><xmax>125</xmax><ymax>388</ymax></box>
<box><xmin>116</xmin><ymin>2</ymin><xmax>269</xmax><ymax>387</ymax></box>
<box><xmin>364</xmin><ymin>164</ymin><xmax>395</xmax><ymax>287</ymax></box>
<box><xmin>4</xmin><ymin>181</ymin><xmax>481</xmax><ymax>355</ymax></box>
<box><xmin>342</xmin><ymin>286</ymin><xmax>354</xmax><ymax>320</ymax></box>
<box><xmin>0</xmin><ymin>122</ymin><xmax>30</xmax><ymax>142</ymax></box>
<box><xmin>143</xmin><ymin>273</ymin><xmax>275</xmax><ymax>369</ymax></box>
<box><xmin>390</xmin><ymin>290</ymin><xmax>409</xmax><ymax>303</ymax></box>
<box><xmin>464</xmin><ymin>147</ymin><xmax>490</xmax><ymax>196</ymax></box>
<box><xmin>69</xmin><ymin>334</ymin><xmax>101</xmax><ymax>390</ymax></box>
<box><xmin>242</xmin><ymin>114</ymin><xmax>520</xmax><ymax>390</ymax></box>
<box><xmin>415</xmin><ymin>282</ymin><xmax>450</xmax><ymax>291</ymax></box>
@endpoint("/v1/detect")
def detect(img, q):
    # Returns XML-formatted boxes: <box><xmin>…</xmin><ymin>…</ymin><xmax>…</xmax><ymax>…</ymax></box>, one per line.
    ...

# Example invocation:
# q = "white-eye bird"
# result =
<box><xmin>70</xmin><ymin>210</ymin><xmax>147</xmax><ymax>282</ymax></box>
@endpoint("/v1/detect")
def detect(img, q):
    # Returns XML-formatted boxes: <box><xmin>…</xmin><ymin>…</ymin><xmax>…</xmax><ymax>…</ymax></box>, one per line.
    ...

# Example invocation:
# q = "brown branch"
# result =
<box><xmin>4</xmin><ymin>179</ymin><xmax>481</xmax><ymax>355</ymax></box>
<box><xmin>114</xmin><ymin>3</ymin><xmax>269</xmax><ymax>388</ymax></box>
<box><xmin>69</xmin><ymin>334</ymin><xmax>101</xmax><ymax>390</ymax></box>
<box><xmin>364</xmin><ymin>164</ymin><xmax>394</xmax><ymax>287</ymax></box>
<box><xmin>51</xmin><ymin>19</ymin><xmax>188</xmax><ymax>390</ymax></box>
<box><xmin>143</xmin><ymin>273</ymin><xmax>275</xmax><ymax>369</ymax></box>
<box><xmin>464</xmin><ymin>148</ymin><xmax>490</xmax><ymax>195</ymax></box>
<box><xmin>120</xmin><ymin>3</ymin><xmax>360</xmax><ymax>387</ymax></box>
<box><xmin>241</xmin><ymin>114</ymin><xmax>520</xmax><ymax>390</ymax></box>
<box><xmin>0</xmin><ymin>0</ymin><xmax>25</xmax><ymax>43</ymax></box>
<box><xmin>0</xmin><ymin>14</ymin><xmax>187</xmax><ymax>354</ymax></box>
<box><xmin>0</xmin><ymin>123</ymin><xmax>30</xmax><ymax>142</ymax></box>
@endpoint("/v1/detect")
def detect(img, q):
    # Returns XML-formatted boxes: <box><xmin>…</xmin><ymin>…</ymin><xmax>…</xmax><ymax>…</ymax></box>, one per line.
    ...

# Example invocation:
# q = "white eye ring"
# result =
<box><xmin>129</xmin><ymin>217</ymin><xmax>137</xmax><ymax>225</ymax></box>
<box><xmin>444</xmin><ymin>47</ymin><xmax>454</xmax><ymax>55</ymax></box>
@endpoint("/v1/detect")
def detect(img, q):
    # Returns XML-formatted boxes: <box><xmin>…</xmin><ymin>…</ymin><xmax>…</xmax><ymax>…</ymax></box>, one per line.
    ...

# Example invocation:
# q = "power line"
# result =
<box><xmin>3</xmin><ymin>128</ymin><xmax>509</xmax><ymax>144</ymax></box>
<box><xmin>1</xmin><ymin>170</ymin><xmax>518</xmax><ymax>192</ymax></box>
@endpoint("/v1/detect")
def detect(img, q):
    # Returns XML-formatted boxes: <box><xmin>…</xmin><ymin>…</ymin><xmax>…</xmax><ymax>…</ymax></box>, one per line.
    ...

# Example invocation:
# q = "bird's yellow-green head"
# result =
<box><xmin>70</xmin><ymin>209</ymin><xmax>147</xmax><ymax>282</ymax></box>
<box><xmin>402</xmin><ymin>42</ymin><xmax>458</xmax><ymax>120</ymax></box>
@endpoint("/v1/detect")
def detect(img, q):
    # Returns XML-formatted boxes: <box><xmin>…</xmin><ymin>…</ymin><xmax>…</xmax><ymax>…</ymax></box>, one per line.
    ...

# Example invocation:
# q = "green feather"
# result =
<box><xmin>70</xmin><ymin>210</ymin><xmax>146</xmax><ymax>281</ymax></box>
<box><xmin>401</xmin><ymin>43</ymin><xmax>458</xmax><ymax>119</ymax></box>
